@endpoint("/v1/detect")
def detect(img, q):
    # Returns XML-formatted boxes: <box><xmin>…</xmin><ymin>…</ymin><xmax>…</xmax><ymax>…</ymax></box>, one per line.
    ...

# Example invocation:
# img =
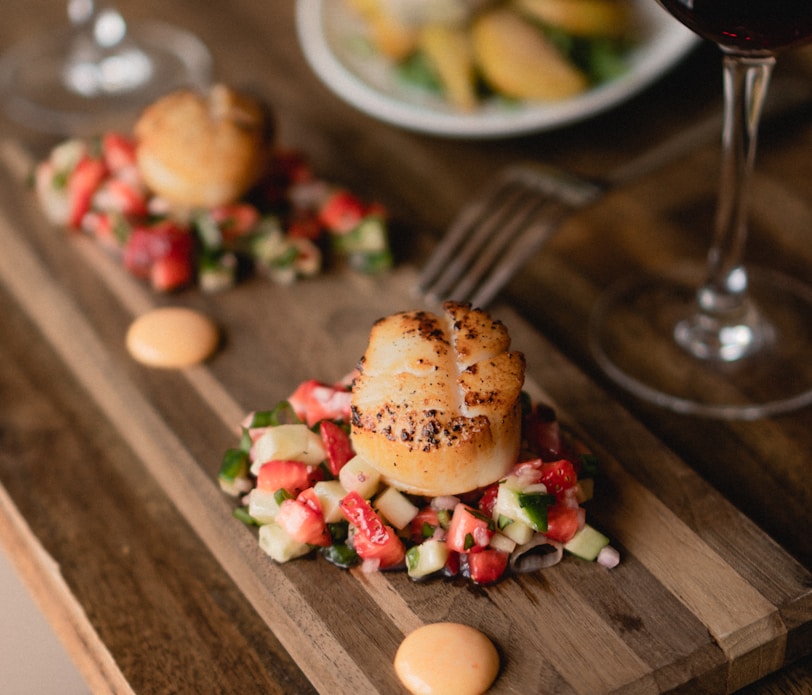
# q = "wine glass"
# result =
<box><xmin>589</xmin><ymin>1</ymin><xmax>812</xmax><ymax>419</ymax></box>
<box><xmin>0</xmin><ymin>0</ymin><xmax>212</xmax><ymax>136</ymax></box>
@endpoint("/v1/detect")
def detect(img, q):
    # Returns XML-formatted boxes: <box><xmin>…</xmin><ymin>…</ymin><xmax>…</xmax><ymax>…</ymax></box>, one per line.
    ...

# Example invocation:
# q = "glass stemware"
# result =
<box><xmin>589</xmin><ymin>2</ymin><xmax>812</xmax><ymax>419</ymax></box>
<box><xmin>0</xmin><ymin>0</ymin><xmax>212</xmax><ymax>135</ymax></box>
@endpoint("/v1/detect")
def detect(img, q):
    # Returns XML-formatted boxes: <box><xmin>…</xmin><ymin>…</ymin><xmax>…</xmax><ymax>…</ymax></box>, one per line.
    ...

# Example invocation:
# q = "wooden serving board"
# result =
<box><xmin>0</xmin><ymin>141</ymin><xmax>810</xmax><ymax>694</ymax></box>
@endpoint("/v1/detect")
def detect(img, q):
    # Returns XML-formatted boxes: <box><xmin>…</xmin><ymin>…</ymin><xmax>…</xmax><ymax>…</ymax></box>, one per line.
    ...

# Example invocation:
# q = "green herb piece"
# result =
<box><xmin>232</xmin><ymin>506</ymin><xmax>258</xmax><ymax>526</ymax></box>
<box><xmin>321</xmin><ymin>543</ymin><xmax>359</xmax><ymax>568</ymax></box>
<box><xmin>274</xmin><ymin>488</ymin><xmax>294</xmax><ymax>505</ymax></box>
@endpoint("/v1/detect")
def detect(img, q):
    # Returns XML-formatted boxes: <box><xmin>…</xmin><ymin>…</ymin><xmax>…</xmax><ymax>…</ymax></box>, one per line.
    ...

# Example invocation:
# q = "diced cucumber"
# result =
<box><xmin>517</xmin><ymin>492</ymin><xmax>555</xmax><ymax>533</ymax></box>
<box><xmin>332</xmin><ymin>216</ymin><xmax>393</xmax><ymax>274</ymax></box>
<box><xmin>493</xmin><ymin>484</ymin><xmax>553</xmax><ymax>532</ymax></box>
<box><xmin>332</xmin><ymin>215</ymin><xmax>387</xmax><ymax>253</ymax></box>
<box><xmin>564</xmin><ymin>524</ymin><xmax>610</xmax><ymax>561</ymax></box>
<box><xmin>375</xmin><ymin>486</ymin><xmax>419</xmax><ymax>530</ymax></box>
<box><xmin>406</xmin><ymin>539</ymin><xmax>449</xmax><ymax>580</ymax></box>
<box><xmin>493</xmin><ymin>485</ymin><xmax>523</xmax><ymax>523</ymax></box>
<box><xmin>50</xmin><ymin>138</ymin><xmax>86</xmax><ymax>172</ymax></box>
<box><xmin>198</xmin><ymin>252</ymin><xmax>238</xmax><ymax>294</ymax></box>
<box><xmin>247</xmin><ymin>488</ymin><xmax>283</xmax><ymax>524</ymax></box>
<box><xmin>258</xmin><ymin>523</ymin><xmax>311</xmax><ymax>563</ymax></box>
<box><xmin>217</xmin><ymin>448</ymin><xmax>252</xmax><ymax>496</ymax></box>
<box><xmin>488</xmin><ymin>532</ymin><xmax>517</xmax><ymax>554</ymax></box>
<box><xmin>347</xmin><ymin>249</ymin><xmax>393</xmax><ymax>275</ymax></box>
<box><xmin>338</xmin><ymin>455</ymin><xmax>381</xmax><ymax>498</ymax></box>
<box><xmin>499</xmin><ymin>518</ymin><xmax>535</xmax><ymax>546</ymax></box>
<box><xmin>249</xmin><ymin>424</ymin><xmax>326</xmax><ymax>474</ymax></box>
<box><xmin>312</xmin><ymin>480</ymin><xmax>347</xmax><ymax>523</ymax></box>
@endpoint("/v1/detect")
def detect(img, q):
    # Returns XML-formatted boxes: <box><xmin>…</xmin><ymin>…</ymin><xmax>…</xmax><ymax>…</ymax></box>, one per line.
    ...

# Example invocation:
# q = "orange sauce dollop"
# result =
<box><xmin>126</xmin><ymin>307</ymin><xmax>219</xmax><ymax>368</ymax></box>
<box><xmin>394</xmin><ymin>622</ymin><xmax>500</xmax><ymax>695</ymax></box>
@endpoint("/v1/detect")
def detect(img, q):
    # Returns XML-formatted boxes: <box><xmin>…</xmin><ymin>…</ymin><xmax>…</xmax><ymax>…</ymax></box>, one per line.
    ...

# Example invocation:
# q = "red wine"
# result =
<box><xmin>657</xmin><ymin>0</ymin><xmax>812</xmax><ymax>53</ymax></box>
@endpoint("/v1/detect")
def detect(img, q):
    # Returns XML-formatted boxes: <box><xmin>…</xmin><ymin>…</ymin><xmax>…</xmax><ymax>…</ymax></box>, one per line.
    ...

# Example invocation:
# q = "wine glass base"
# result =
<box><xmin>589</xmin><ymin>265</ymin><xmax>812</xmax><ymax>419</ymax></box>
<box><xmin>0</xmin><ymin>20</ymin><xmax>212</xmax><ymax>136</ymax></box>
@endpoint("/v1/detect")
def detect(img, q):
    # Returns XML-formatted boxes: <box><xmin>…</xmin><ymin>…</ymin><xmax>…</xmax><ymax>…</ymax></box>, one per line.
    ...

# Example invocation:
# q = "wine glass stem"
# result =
<box><xmin>675</xmin><ymin>52</ymin><xmax>776</xmax><ymax>362</ymax></box>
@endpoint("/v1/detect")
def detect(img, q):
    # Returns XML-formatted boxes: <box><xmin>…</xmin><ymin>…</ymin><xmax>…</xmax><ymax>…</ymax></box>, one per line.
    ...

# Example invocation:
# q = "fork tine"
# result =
<box><xmin>416</xmin><ymin>171</ymin><xmax>521</xmax><ymax>296</ymax></box>
<box><xmin>443</xmin><ymin>188</ymin><xmax>552</xmax><ymax>303</ymax></box>
<box><xmin>469</xmin><ymin>201</ymin><xmax>571</xmax><ymax>308</ymax></box>
<box><xmin>417</xmin><ymin>162</ymin><xmax>602</xmax><ymax>307</ymax></box>
<box><xmin>423</xmin><ymin>180</ymin><xmax>547</xmax><ymax>302</ymax></box>
<box><xmin>418</xmin><ymin>165</ymin><xmax>553</xmax><ymax>300</ymax></box>
<box><xmin>467</xmin><ymin>173</ymin><xmax>604</xmax><ymax>306</ymax></box>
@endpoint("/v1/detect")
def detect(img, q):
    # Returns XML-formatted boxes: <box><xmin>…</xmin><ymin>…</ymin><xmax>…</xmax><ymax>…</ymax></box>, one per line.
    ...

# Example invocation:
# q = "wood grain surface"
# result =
<box><xmin>1</xmin><ymin>2</ymin><xmax>812</xmax><ymax>693</ymax></box>
<box><xmin>0</xmin><ymin>137</ymin><xmax>810</xmax><ymax>693</ymax></box>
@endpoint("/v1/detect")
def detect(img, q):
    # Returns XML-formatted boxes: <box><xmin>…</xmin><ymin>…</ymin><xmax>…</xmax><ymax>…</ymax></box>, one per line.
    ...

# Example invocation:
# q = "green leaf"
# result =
<box><xmin>218</xmin><ymin>448</ymin><xmax>250</xmax><ymax>483</ymax></box>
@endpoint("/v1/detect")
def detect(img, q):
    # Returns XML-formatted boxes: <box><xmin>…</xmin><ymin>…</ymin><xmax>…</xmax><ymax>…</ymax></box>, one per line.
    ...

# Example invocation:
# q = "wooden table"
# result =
<box><xmin>1</xmin><ymin>1</ymin><xmax>811</xmax><ymax>693</ymax></box>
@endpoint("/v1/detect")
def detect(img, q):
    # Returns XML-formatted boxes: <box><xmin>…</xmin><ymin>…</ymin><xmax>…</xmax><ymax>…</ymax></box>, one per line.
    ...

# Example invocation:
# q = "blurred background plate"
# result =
<box><xmin>295</xmin><ymin>0</ymin><xmax>698</xmax><ymax>138</ymax></box>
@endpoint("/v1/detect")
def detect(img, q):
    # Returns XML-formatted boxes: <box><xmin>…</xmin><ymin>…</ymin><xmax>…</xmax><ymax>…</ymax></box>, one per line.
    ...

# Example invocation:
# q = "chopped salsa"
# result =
<box><xmin>219</xmin><ymin>378</ymin><xmax>619</xmax><ymax>585</ymax></box>
<box><xmin>33</xmin><ymin>133</ymin><xmax>392</xmax><ymax>293</ymax></box>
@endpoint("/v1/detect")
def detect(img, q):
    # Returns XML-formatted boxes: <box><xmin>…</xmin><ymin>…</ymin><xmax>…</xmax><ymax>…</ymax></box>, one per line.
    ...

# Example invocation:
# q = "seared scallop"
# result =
<box><xmin>351</xmin><ymin>302</ymin><xmax>525</xmax><ymax>496</ymax></box>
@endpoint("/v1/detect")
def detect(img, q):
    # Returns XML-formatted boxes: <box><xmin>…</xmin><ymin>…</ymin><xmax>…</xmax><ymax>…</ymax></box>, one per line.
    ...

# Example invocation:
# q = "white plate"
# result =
<box><xmin>295</xmin><ymin>0</ymin><xmax>698</xmax><ymax>138</ymax></box>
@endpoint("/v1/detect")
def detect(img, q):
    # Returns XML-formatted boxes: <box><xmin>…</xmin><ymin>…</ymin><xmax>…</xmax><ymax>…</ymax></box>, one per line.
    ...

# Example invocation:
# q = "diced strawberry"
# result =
<box><xmin>318</xmin><ymin>190</ymin><xmax>366</xmax><ymax>234</ymax></box>
<box><xmin>288</xmin><ymin>379</ymin><xmax>352</xmax><ymax>427</ymax></box>
<box><xmin>102</xmin><ymin>132</ymin><xmax>138</xmax><ymax>172</ymax></box>
<box><xmin>537</xmin><ymin>459</ymin><xmax>578</xmax><ymax>498</ymax></box>
<box><xmin>150</xmin><ymin>250</ymin><xmax>193</xmax><ymax>292</ymax></box>
<box><xmin>408</xmin><ymin>507</ymin><xmax>442</xmax><ymax>544</ymax></box>
<box><xmin>152</xmin><ymin>222</ymin><xmax>194</xmax><ymax>291</ymax></box>
<box><xmin>68</xmin><ymin>156</ymin><xmax>108</xmax><ymax>228</ymax></box>
<box><xmin>319</xmin><ymin>421</ymin><xmax>354</xmax><ymax>476</ymax></box>
<box><xmin>286</xmin><ymin>213</ymin><xmax>323</xmax><ymax>240</ymax></box>
<box><xmin>544</xmin><ymin>505</ymin><xmax>581</xmax><ymax>543</ymax></box>
<box><xmin>122</xmin><ymin>221</ymin><xmax>194</xmax><ymax>291</ymax></box>
<box><xmin>210</xmin><ymin>203</ymin><xmax>260</xmax><ymax>239</ymax></box>
<box><xmin>122</xmin><ymin>225</ymin><xmax>155</xmax><ymax>278</ymax></box>
<box><xmin>446</xmin><ymin>504</ymin><xmax>493</xmax><ymax>554</ymax></box>
<box><xmin>94</xmin><ymin>177</ymin><xmax>148</xmax><ymax>217</ymax></box>
<box><xmin>340</xmin><ymin>491</ymin><xmax>405</xmax><ymax>568</ymax></box>
<box><xmin>466</xmin><ymin>549</ymin><xmax>509</xmax><ymax>585</ymax></box>
<box><xmin>82</xmin><ymin>211</ymin><xmax>127</xmax><ymax>251</ymax></box>
<box><xmin>276</xmin><ymin>495</ymin><xmax>331</xmax><ymax>547</ymax></box>
<box><xmin>256</xmin><ymin>460</ymin><xmax>312</xmax><ymax>496</ymax></box>
<box><xmin>478</xmin><ymin>483</ymin><xmax>500</xmax><ymax>517</ymax></box>
<box><xmin>508</xmin><ymin>458</ymin><xmax>577</xmax><ymax>499</ymax></box>
<box><xmin>297</xmin><ymin>486</ymin><xmax>323</xmax><ymax>512</ymax></box>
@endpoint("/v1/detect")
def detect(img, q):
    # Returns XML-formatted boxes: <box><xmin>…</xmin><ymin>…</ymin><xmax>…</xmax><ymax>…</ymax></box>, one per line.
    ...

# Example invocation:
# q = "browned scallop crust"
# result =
<box><xmin>135</xmin><ymin>84</ymin><xmax>273</xmax><ymax>208</ymax></box>
<box><xmin>351</xmin><ymin>302</ymin><xmax>525</xmax><ymax>496</ymax></box>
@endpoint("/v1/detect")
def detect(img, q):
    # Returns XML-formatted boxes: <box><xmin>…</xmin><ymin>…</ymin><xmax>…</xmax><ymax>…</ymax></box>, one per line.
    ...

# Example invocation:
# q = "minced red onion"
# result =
<box><xmin>473</xmin><ymin>526</ymin><xmax>491</xmax><ymax>547</ymax></box>
<box><xmin>431</xmin><ymin>495</ymin><xmax>460</xmax><ymax>510</ymax></box>
<box><xmin>361</xmin><ymin>557</ymin><xmax>381</xmax><ymax>573</ymax></box>
<box><xmin>597</xmin><ymin>546</ymin><xmax>620</xmax><ymax>569</ymax></box>
<box><xmin>509</xmin><ymin>538</ymin><xmax>563</xmax><ymax>573</ymax></box>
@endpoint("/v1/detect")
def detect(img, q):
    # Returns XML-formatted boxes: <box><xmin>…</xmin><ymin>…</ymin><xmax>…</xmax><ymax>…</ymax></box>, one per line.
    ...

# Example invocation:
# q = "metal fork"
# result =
<box><xmin>416</xmin><ymin>79</ymin><xmax>809</xmax><ymax>309</ymax></box>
